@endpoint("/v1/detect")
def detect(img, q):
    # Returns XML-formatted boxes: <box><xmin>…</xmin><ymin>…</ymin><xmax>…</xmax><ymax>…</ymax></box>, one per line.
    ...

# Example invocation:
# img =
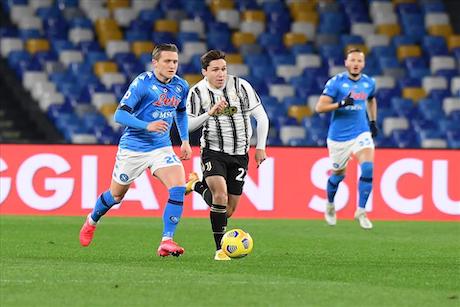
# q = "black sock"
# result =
<box><xmin>194</xmin><ymin>182</ymin><xmax>212</xmax><ymax>207</ymax></box>
<box><xmin>210</xmin><ymin>204</ymin><xmax>227</xmax><ymax>250</ymax></box>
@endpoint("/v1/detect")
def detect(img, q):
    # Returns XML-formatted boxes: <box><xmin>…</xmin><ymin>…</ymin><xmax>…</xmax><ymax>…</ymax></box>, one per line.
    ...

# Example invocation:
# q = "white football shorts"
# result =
<box><xmin>327</xmin><ymin>132</ymin><xmax>374</xmax><ymax>171</ymax></box>
<box><xmin>112</xmin><ymin>146</ymin><xmax>182</xmax><ymax>185</ymax></box>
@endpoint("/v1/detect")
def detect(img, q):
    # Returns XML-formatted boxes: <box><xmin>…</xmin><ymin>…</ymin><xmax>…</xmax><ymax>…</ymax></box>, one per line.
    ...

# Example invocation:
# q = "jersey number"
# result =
<box><xmin>235</xmin><ymin>168</ymin><xmax>246</xmax><ymax>181</ymax></box>
<box><xmin>165</xmin><ymin>155</ymin><xmax>180</xmax><ymax>164</ymax></box>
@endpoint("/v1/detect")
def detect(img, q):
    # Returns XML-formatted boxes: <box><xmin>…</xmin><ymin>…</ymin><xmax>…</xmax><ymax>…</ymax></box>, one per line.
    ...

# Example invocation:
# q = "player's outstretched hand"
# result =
<box><xmin>208</xmin><ymin>99</ymin><xmax>228</xmax><ymax>116</ymax></box>
<box><xmin>338</xmin><ymin>92</ymin><xmax>354</xmax><ymax>108</ymax></box>
<box><xmin>147</xmin><ymin>120</ymin><xmax>169</xmax><ymax>133</ymax></box>
<box><xmin>255</xmin><ymin>149</ymin><xmax>266</xmax><ymax>168</ymax></box>
<box><xmin>179</xmin><ymin>141</ymin><xmax>192</xmax><ymax>160</ymax></box>
<box><xmin>369</xmin><ymin>120</ymin><xmax>379</xmax><ymax>138</ymax></box>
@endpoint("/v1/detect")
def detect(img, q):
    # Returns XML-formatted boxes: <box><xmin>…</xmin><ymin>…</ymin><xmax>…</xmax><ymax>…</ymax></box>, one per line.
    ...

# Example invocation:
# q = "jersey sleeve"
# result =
<box><xmin>186</xmin><ymin>86</ymin><xmax>202</xmax><ymax>117</ymax></box>
<box><xmin>239</xmin><ymin>78</ymin><xmax>261</xmax><ymax>111</ymax></box>
<box><xmin>368</xmin><ymin>77</ymin><xmax>376</xmax><ymax>100</ymax></box>
<box><xmin>177</xmin><ymin>80</ymin><xmax>189</xmax><ymax>112</ymax></box>
<box><xmin>322</xmin><ymin>76</ymin><xmax>339</xmax><ymax>100</ymax></box>
<box><xmin>119</xmin><ymin>75</ymin><xmax>146</xmax><ymax>110</ymax></box>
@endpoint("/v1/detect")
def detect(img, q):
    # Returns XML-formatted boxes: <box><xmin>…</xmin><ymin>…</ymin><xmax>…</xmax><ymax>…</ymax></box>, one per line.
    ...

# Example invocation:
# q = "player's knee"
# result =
<box><xmin>212</xmin><ymin>192</ymin><xmax>228</xmax><ymax>205</ymax></box>
<box><xmin>360</xmin><ymin>162</ymin><xmax>373</xmax><ymax>181</ymax></box>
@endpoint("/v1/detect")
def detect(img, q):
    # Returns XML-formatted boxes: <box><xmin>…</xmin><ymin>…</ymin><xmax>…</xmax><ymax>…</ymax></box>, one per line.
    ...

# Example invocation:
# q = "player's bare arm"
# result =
<box><xmin>367</xmin><ymin>97</ymin><xmax>378</xmax><ymax>137</ymax></box>
<box><xmin>367</xmin><ymin>97</ymin><xmax>377</xmax><ymax>121</ymax></box>
<box><xmin>255</xmin><ymin>149</ymin><xmax>266</xmax><ymax>168</ymax></box>
<box><xmin>179</xmin><ymin>141</ymin><xmax>192</xmax><ymax>160</ymax></box>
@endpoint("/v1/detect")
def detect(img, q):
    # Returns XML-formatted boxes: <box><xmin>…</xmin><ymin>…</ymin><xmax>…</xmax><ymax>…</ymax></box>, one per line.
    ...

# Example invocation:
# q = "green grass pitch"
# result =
<box><xmin>0</xmin><ymin>215</ymin><xmax>459</xmax><ymax>307</ymax></box>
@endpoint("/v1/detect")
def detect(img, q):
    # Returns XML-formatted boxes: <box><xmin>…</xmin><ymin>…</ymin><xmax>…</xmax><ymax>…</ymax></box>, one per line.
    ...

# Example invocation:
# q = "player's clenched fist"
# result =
<box><xmin>338</xmin><ymin>92</ymin><xmax>354</xmax><ymax>108</ymax></box>
<box><xmin>208</xmin><ymin>99</ymin><xmax>228</xmax><ymax>116</ymax></box>
<box><xmin>147</xmin><ymin>120</ymin><xmax>169</xmax><ymax>133</ymax></box>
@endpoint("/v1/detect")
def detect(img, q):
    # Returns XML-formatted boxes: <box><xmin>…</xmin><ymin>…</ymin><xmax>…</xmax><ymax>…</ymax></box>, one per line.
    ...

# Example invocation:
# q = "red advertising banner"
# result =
<box><xmin>0</xmin><ymin>144</ymin><xmax>459</xmax><ymax>221</ymax></box>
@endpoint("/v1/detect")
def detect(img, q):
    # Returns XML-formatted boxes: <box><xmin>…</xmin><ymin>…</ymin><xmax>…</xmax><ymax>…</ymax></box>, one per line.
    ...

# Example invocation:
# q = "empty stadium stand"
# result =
<box><xmin>0</xmin><ymin>0</ymin><xmax>459</xmax><ymax>148</ymax></box>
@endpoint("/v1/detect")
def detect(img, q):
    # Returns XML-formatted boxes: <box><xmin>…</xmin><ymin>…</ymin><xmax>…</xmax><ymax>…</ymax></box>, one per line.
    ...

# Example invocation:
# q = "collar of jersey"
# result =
<box><xmin>152</xmin><ymin>71</ymin><xmax>176</xmax><ymax>85</ymax></box>
<box><xmin>347</xmin><ymin>73</ymin><xmax>362</xmax><ymax>82</ymax></box>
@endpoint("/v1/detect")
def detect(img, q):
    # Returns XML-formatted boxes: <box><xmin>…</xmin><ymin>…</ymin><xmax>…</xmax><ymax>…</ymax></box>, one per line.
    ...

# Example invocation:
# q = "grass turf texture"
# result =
<box><xmin>1</xmin><ymin>216</ymin><xmax>459</xmax><ymax>307</ymax></box>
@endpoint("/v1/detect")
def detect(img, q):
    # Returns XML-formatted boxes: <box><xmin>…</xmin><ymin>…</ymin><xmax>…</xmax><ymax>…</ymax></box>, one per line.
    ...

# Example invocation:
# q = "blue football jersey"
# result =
<box><xmin>118</xmin><ymin>72</ymin><xmax>189</xmax><ymax>152</ymax></box>
<box><xmin>322</xmin><ymin>72</ymin><xmax>376</xmax><ymax>141</ymax></box>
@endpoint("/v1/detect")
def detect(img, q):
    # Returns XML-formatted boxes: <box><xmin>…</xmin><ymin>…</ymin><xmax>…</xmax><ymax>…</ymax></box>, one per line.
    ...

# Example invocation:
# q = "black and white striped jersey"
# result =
<box><xmin>186</xmin><ymin>75</ymin><xmax>262</xmax><ymax>155</ymax></box>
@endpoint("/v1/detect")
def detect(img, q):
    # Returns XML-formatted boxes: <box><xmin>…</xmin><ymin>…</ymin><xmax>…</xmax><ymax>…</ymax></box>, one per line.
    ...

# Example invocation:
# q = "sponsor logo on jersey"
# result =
<box><xmin>152</xmin><ymin>110</ymin><xmax>174</xmax><ymax>119</ymax></box>
<box><xmin>350</xmin><ymin>91</ymin><xmax>368</xmax><ymax>100</ymax></box>
<box><xmin>152</xmin><ymin>93</ymin><xmax>180</xmax><ymax>107</ymax></box>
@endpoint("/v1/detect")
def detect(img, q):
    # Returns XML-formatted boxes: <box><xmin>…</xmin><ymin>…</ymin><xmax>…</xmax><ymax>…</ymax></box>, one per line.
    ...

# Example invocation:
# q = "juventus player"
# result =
<box><xmin>185</xmin><ymin>50</ymin><xmax>269</xmax><ymax>260</ymax></box>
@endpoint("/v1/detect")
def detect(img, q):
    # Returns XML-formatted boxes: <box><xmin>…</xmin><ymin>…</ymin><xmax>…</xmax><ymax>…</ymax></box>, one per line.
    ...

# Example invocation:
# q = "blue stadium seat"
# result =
<box><xmin>235</xmin><ymin>0</ymin><xmax>259</xmax><ymax>10</ymax></box>
<box><xmin>43</xmin><ymin>17</ymin><xmax>69</xmax><ymax>40</ymax></box>
<box><xmin>392</xmin><ymin>35</ymin><xmax>417</xmax><ymax>47</ymax></box>
<box><xmin>340</xmin><ymin>35</ymin><xmax>364</xmax><ymax>46</ymax></box>
<box><xmin>55</xmin><ymin>0</ymin><xmax>78</xmax><ymax>9</ymax></box>
<box><xmin>318</xmin><ymin>44</ymin><xmax>343</xmax><ymax>60</ymax></box>
<box><xmin>421</xmin><ymin>2</ymin><xmax>445</xmax><ymax>13</ymax></box>
<box><xmin>398</xmin><ymin>77</ymin><xmax>421</xmax><ymax>89</ymax></box>
<box><xmin>68</xmin><ymin>17</ymin><xmax>92</xmax><ymax>29</ymax></box>
<box><xmin>375</xmin><ymin>88</ymin><xmax>401</xmax><ymax>109</ymax></box>
<box><xmin>418</xmin><ymin>98</ymin><xmax>445</xmax><ymax>121</ymax></box>
<box><xmin>429</xmin><ymin>89</ymin><xmax>451</xmax><ymax>103</ymax></box>
<box><xmin>262</xmin><ymin>2</ymin><xmax>287</xmax><ymax>14</ymax></box>
<box><xmin>422</xmin><ymin>36</ymin><xmax>448</xmax><ymax>56</ymax></box>
<box><xmin>36</xmin><ymin>7</ymin><xmax>61</xmax><ymax>19</ymax></box>
<box><xmin>138</xmin><ymin>9</ymin><xmax>164</xmax><ymax>24</ymax></box>
<box><xmin>152</xmin><ymin>32</ymin><xmax>177</xmax><ymax>45</ymax></box>
<box><xmin>290</xmin><ymin>43</ymin><xmax>315</xmax><ymax>55</ymax></box>
<box><xmin>125</xmin><ymin>30</ymin><xmax>150</xmax><ymax>42</ymax></box>
<box><xmin>392</xmin><ymin>129</ymin><xmax>419</xmax><ymax>148</ymax></box>
<box><xmin>79</xmin><ymin>41</ymin><xmax>102</xmax><ymax>54</ymax></box>
<box><xmin>19</xmin><ymin>29</ymin><xmax>43</xmax><ymax>40</ymax></box>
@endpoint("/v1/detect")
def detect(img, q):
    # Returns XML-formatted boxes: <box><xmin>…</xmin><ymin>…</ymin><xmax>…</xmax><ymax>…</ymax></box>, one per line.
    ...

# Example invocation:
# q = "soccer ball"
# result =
<box><xmin>221</xmin><ymin>228</ymin><xmax>253</xmax><ymax>258</ymax></box>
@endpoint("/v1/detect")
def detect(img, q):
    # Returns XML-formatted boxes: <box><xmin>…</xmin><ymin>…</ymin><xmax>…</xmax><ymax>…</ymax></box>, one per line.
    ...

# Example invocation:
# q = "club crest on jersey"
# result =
<box><xmin>153</xmin><ymin>93</ymin><xmax>180</xmax><ymax>107</ymax></box>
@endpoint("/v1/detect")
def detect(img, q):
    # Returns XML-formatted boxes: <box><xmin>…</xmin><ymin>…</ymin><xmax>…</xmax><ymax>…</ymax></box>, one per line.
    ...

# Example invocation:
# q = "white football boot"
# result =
<box><xmin>324</xmin><ymin>203</ymin><xmax>337</xmax><ymax>226</ymax></box>
<box><xmin>354</xmin><ymin>208</ymin><xmax>373</xmax><ymax>230</ymax></box>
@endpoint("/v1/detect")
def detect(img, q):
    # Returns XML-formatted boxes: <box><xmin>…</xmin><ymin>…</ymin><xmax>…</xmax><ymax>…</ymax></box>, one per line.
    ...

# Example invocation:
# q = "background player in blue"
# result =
<box><xmin>79</xmin><ymin>44</ymin><xmax>192</xmax><ymax>256</ymax></box>
<box><xmin>315</xmin><ymin>48</ymin><xmax>379</xmax><ymax>230</ymax></box>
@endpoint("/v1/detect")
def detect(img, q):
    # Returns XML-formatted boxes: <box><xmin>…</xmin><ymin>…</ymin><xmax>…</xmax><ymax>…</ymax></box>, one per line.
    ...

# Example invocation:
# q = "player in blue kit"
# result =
<box><xmin>315</xmin><ymin>48</ymin><xmax>378</xmax><ymax>229</ymax></box>
<box><xmin>79</xmin><ymin>44</ymin><xmax>192</xmax><ymax>256</ymax></box>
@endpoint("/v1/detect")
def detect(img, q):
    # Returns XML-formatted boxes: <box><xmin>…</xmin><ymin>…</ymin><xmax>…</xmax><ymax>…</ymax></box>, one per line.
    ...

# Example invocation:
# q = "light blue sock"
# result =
<box><xmin>162</xmin><ymin>186</ymin><xmax>185</xmax><ymax>238</ymax></box>
<box><xmin>327</xmin><ymin>174</ymin><xmax>345</xmax><ymax>203</ymax></box>
<box><xmin>359</xmin><ymin>162</ymin><xmax>373</xmax><ymax>209</ymax></box>
<box><xmin>91</xmin><ymin>191</ymin><xmax>119</xmax><ymax>222</ymax></box>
